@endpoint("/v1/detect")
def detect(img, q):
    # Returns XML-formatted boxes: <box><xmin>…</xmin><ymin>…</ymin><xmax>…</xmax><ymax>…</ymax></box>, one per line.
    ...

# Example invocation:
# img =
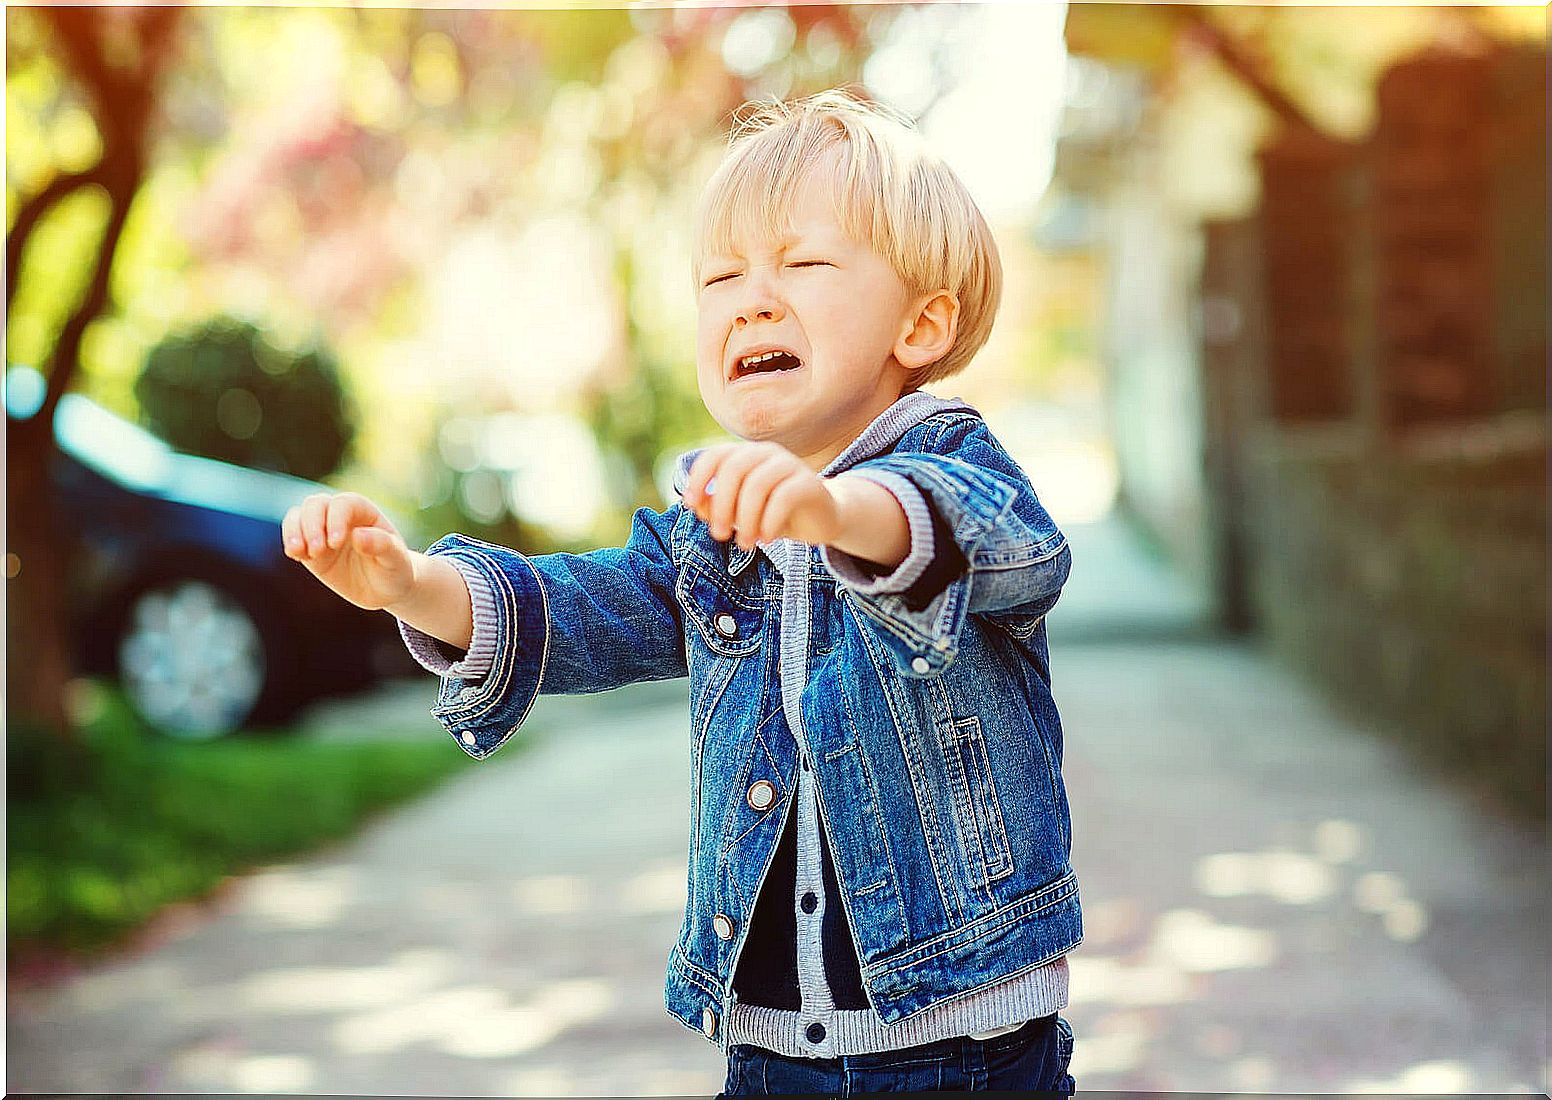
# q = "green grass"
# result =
<box><xmin>8</xmin><ymin>680</ymin><xmax>485</xmax><ymax>958</ymax></box>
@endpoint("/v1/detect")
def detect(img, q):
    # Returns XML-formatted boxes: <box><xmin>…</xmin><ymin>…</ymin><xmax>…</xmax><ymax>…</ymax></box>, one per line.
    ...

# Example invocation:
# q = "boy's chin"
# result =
<box><xmin>721</xmin><ymin>399</ymin><xmax>799</xmax><ymax>444</ymax></box>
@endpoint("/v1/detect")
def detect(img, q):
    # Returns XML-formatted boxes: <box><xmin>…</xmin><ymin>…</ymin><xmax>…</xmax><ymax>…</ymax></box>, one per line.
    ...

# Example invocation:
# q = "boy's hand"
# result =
<box><xmin>683</xmin><ymin>442</ymin><xmax>842</xmax><ymax>551</ymax></box>
<box><xmin>282</xmin><ymin>491</ymin><xmax>417</xmax><ymax>612</ymax></box>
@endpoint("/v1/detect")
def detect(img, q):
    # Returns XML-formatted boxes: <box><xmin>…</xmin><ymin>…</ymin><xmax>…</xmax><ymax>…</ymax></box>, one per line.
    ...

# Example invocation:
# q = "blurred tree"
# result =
<box><xmin>162</xmin><ymin>5</ymin><xmax>898</xmax><ymax>546</ymax></box>
<box><xmin>7</xmin><ymin>8</ymin><xmax>185</xmax><ymax>748</ymax></box>
<box><xmin>135</xmin><ymin>316</ymin><xmax>358</xmax><ymax>479</ymax></box>
<box><xmin>1064</xmin><ymin>3</ymin><xmax>1515</xmax><ymax>141</ymax></box>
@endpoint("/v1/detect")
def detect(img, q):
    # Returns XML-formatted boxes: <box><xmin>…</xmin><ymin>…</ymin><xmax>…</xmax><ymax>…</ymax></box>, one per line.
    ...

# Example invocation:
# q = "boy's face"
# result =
<box><xmin>695</xmin><ymin>155</ymin><xmax>926</xmax><ymax>470</ymax></box>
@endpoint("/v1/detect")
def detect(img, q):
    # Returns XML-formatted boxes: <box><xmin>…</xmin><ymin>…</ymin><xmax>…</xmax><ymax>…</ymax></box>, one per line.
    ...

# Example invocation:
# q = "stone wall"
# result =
<box><xmin>1244</xmin><ymin>416</ymin><xmax>1545</xmax><ymax>820</ymax></box>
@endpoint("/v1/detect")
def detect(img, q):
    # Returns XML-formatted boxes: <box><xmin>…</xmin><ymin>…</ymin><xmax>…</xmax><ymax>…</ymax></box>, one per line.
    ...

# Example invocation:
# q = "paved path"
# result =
<box><xmin>7</xmin><ymin>515</ymin><xmax>1546</xmax><ymax>1094</ymax></box>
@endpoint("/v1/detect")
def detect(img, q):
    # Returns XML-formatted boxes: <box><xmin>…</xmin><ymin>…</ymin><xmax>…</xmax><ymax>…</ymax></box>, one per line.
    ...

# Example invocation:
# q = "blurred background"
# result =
<box><xmin>6</xmin><ymin>2</ymin><xmax>1546</xmax><ymax>1094</ymax></box>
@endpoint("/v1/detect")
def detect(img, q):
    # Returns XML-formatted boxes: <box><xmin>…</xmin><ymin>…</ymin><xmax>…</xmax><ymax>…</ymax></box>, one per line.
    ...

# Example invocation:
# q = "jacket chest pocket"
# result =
<box><xmin>677</xmin><ymin>558</ymin><xmax>765</xmax><ymax>659</ymax></box>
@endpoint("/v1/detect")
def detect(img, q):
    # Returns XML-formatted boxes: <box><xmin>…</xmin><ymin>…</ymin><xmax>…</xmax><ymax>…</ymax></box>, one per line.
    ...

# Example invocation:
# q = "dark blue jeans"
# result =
<box><xmin>716</xmin><ymin>1012</ymin><xmax>1076</xmax><ymax>1096</ymax></box>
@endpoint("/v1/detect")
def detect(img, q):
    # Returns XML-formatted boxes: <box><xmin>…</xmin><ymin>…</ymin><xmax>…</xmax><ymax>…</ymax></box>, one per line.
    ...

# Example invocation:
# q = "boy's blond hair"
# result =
<box><xmin>691</xmin><ymin>87</ymin><xmax>1002</xmax><ymax>391</ymax></box>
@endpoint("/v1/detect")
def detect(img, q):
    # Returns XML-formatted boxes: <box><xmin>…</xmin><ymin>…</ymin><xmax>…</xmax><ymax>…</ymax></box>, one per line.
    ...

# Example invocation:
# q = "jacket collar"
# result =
<box><xmin>671</xmin><ymin>390</ymin><xmax>977</xmax><ymax>577</ymax></box>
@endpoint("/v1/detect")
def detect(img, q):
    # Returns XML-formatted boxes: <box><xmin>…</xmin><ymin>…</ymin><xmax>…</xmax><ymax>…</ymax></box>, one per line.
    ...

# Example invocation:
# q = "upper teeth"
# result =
<box><xmin>741</xmin><ymin>350</ymin><xmax>788</xmax><ymax>369</ymax></box>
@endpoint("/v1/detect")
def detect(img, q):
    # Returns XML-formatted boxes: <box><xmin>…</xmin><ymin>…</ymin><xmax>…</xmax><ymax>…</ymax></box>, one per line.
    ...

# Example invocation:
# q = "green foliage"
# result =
<box><xmin>134</xmin><ymin>316</ymin><xmax>358</xmax><ymax>479</ymax></box>
<box><xmin>586</xmin><ymin>353</ymin><xmax>717</xmax><ymax>513</ymax></box>
<box><xmin>7</xmin><ymin>186</ymin><xmax>112</xmax><ymax>373</ymax></box>
<box><xmin>519</xmin><ymin>7</ymin><xmax>636</xmax><ymax>84</ymax></box>
<box><xmin>7</xmin><ymin>681</ymin><xmax>481</xmax><ymax>956</ymax></box>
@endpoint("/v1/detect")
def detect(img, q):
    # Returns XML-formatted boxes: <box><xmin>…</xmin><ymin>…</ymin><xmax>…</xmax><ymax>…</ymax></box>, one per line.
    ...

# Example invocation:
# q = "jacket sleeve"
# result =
<box><xmin>397</xmin><ymin>502</ymin><xmax>688</xmax><ymax>760</ymax></box>
<box><xmin>819</xmin><ymin>415</ymin><xmax>1071</xmax><ymax>676</ymax></box>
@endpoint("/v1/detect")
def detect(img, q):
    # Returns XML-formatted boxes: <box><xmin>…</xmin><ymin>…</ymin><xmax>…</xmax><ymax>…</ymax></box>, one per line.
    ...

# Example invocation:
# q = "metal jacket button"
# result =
<box><xmin>713</xmin><ymin>913</ymin><xmax>735</xmax><ymax>940</ymax></box>
<box><xmin>911</xmin><ymin>656</ymin><xmax>931</xmax><ymax>674</ymax></box>
<box><xmin>714</xmin><ymin>612</ymin><xmax>738</xmax><ymax>638</ymax></box>
<box><xmin>702</xmin><ymin>1007</ymin><xmax>717</xmax><ymax>1038</ymax></box>
<box><xmin>747</xmin><ymin>780</ymin><xmax>775</xmax><ymax>811</ymax></box>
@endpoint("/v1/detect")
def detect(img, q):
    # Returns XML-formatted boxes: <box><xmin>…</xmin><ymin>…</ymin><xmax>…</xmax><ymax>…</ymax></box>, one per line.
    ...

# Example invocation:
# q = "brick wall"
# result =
<box><xmin>1199</xmin><ymin>41</ymin><xmax>1546</xmax><ymax>821</ymax></box>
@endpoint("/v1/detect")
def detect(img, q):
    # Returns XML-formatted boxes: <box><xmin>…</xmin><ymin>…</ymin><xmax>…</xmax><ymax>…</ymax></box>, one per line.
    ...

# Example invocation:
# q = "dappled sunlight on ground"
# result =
<box><xmin>1067</xmin><ymin>954</ymin><xmax>1192</xmax><ymax>1008</ymax></box>
<box><xmin>1150</xmin><ymin>908</ymin><xmax>1278</xmax><ymax>972</ymax></box>
<box><xmin>237</xmin><ymin>947</ymin><xmax>453</xmax><ymax>1013</ymax></box>
<box><xmin>1066</xmin><ymin>1008</ymin><xmax>1152</xmax><ymax>1077</ymax></box>
<box><xmin>510</xmin><ymin>873</ymin><xmax>590</xmax><ymax>916</ymax></box>
<box><xmin>504</xmin><ymin>864</ymin><xmax>686</xmax><ymax>917</ymax></box>
<box><xmin>619</xmin><ymin>858</ymin><xmax>689</xmax><ymax>914</ymax></box>
<box><xmin>1352</xmin><ymin>870</ymin><xmax>1430</xmax><ymax>942</ymax></box>
<box><xmin>241</xmin><ymin>864</ymin><xmax>363</xmax><ymax>929</ymax></box>
<box><xmin>1344</xmin><ymin>1059</ymin><xmax>1477</xmax><ymax>1093</ymax></box>
<box><xmin>171</xmin><ymin>1042</ymin><xmax>317</xmax><ymax>1093</ymax></box>
<box><xmin>328</xmin><ymin>977</ymin><xmax>614</xmax><ymax>1057</ymax></box>
<box><xmin>226</xmin><ymin>1053</ymin><xmax>315</xmax><ymax>1092</ymax></box>
<box><xmin>1196</xmin><ymin>848</ymin><xmax>1339</xmax><ymax>905</ymax></box>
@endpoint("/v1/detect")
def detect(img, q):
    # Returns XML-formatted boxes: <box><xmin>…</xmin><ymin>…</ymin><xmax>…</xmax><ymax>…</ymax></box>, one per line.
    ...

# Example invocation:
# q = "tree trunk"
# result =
<box><xmin>6</xmin><ymin>414</ymin><xmax>77</xmax><ymax>744</ymax></box>
<box><xmin>5</xmin><ymin>7</ymin><xmax>182</xmax><ymax>747</ymax></box>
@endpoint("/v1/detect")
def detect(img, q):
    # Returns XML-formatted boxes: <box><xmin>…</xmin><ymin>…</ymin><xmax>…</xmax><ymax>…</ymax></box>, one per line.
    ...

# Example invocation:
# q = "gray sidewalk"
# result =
<box><xmin>1048</xmin><ymin>521</ymin><xmax>1545</xmax><ymax>1091</ymax></box>
<box><xmin>7</xmin><ymin>514</ymin><xmax>1546</xmax><ymax>1094</ymax></box>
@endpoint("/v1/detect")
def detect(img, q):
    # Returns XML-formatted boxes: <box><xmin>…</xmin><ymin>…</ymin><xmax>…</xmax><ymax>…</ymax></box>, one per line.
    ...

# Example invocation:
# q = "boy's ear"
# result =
<box><xmin>894</xmin><ymin>290</ymin><xmax>959</xmax><ymax>375</ymax></box>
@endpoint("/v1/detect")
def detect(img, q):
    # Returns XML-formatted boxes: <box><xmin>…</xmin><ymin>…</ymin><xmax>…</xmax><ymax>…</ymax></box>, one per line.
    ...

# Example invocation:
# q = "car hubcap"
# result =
<box><xmin>118</xmin><ymin>580</ymin><xmax>266</xmax><ymax>739</ymax></box>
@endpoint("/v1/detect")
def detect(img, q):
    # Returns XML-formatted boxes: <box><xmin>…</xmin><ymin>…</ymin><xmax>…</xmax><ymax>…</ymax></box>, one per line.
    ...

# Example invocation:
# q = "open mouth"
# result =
<box><xmin>732</xmin><ymin>349</ymin><xmax>804</xmax><ymax>382</ymax></box>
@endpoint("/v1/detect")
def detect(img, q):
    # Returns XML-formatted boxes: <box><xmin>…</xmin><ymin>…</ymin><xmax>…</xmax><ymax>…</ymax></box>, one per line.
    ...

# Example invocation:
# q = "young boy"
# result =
<box><xmin>283</xmin><ymin>89</ymin><xmax>1079</xmax><ymax>1095</ymax></box>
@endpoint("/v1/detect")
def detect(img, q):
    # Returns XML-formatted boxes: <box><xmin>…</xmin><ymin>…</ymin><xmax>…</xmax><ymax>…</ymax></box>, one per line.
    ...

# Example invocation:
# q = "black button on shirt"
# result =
<box><xmin>800</xmin><ymin>891</ymin><xmax>817</xmax><ymax>914</ymax></box>
<box><xmin>806</xmin><ymin>1021</ymin><xmax>826</xmax><ymax>1044</ymax></box>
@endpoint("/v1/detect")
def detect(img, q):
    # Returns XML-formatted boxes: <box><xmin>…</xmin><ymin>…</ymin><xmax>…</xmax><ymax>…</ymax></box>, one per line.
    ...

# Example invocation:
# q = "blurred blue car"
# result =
<box><xmin>6</xmin><ymin>365</ymin><xmax>422</xmax><ymax>739</ymax></box>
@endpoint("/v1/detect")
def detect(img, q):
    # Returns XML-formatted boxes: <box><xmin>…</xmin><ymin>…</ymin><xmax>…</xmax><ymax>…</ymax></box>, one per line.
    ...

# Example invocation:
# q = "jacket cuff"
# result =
<box><xmin>831</xmin><ymin>452</ymin><xmax>1021</xmax><ymax>675</ymax></box>
<box><xmin>414</xmin><ymin>533</ymin><xmax>552</xmax><ymax>760</ymax></box>
<box><xmin>396</xmin><ymin>557</ymin><xmax>500</xmax><ymax>678</ymax></box>
<box><xmin>819</xmin><ymin>469</ymin><xmax>934</xmax><ymax>596</ymax></box>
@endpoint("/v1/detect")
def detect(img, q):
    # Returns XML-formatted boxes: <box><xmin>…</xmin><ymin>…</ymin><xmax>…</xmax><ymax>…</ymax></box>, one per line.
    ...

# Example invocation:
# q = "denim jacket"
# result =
<box><xmin>399</xmin><ymin>392</ymin><xmax>1081</xmax><ymax>1052</ymax></box>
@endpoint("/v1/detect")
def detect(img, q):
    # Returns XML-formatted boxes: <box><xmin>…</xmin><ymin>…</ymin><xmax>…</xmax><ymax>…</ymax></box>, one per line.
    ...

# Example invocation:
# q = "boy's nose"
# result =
<box><xmin>735</xmin><ymin>302</ymin><xmax>784</xmax><ymax>326</ymax></box>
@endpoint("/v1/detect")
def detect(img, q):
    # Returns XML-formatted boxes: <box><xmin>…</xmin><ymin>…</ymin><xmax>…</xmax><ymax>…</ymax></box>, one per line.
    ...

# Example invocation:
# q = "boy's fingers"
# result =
<box><xmin>759</xmin><ymin>479</ymin><xmax>802</xmax><ymax>544</ymax></box>
<box><xmin>733</xmin><ymin>459</ymin><xmax>788</xmax><ymax>548</ymax></box>
<box><xmin>300</xmin><ymin>493</ymin><xmax>330</xmax><ymax>554</ymax></box>
<box><xmin>353</xmin><ymin>524</ymin><xmax>394</xmax><ymax>558</ymax></box>
<box><xmin>684</xmin><ymin>443</ymin><xmax>737</xmax><ymax>509</ymax></box>
<box><xmin>326</xmin><ymin>492</ymin><xmax>373</xmax><ymax>549</ymax></box>
<box><xmin>282</xmin><ymin>507</ymin><xmax>299</xmax><ymax>555</ymax></box>
<box><xmin>705</xmin><ymin>456</ymin><xmax>744</xmax><ymax>535</ymax></box>
<box><xmin>707</xmin><ymin>447</ymin><xmax>766</xmax><ymax>538</ymax></box>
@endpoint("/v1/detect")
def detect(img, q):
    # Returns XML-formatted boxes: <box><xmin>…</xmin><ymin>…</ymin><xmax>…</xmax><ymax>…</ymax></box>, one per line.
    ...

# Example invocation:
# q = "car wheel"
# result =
<box><xmin>115</xmin><ymin>577</ymin><xmax>287</xmax><ymax>740</ymax></box>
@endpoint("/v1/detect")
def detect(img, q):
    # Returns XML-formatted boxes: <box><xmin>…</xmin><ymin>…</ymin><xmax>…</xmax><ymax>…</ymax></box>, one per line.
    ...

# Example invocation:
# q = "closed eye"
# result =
<box><xmin>788</xmin><ymin>260</ymin><xmax>832</xmax><ymax>269</ymax></box>
<box><xmin>703</xmin><ymin>272</ymin><xmax>739</xmax><ymax>287</ymax></box>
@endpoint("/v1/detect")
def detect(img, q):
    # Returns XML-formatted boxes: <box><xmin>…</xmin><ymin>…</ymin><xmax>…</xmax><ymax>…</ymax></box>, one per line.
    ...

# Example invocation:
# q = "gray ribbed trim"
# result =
<box><xmin>725</xmin><ymin>955</ymin><xmax>1068</xmax><ymax>1058</ymax></box>
<box><xmin>396</xmin><ymin>557</ymin><xmax>499</xmax><ymax>678</ymax></box>
<box><xmin>816</xmin><ymin>391</ymin><xmax>976</xmax><ymax>478</ymax></box>
<box><xmin>791</xmin><ymin>751</ymin><xmax>835</xmax><ymax>1032</ymax></box>
<box><xmin>819</xmin><ymin>468</ymin><xmax>934</xmax><ymax>595</ymax></box>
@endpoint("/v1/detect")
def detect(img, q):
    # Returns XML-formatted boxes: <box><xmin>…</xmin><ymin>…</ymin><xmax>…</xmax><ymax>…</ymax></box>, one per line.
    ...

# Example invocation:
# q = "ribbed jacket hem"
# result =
<box><xmin>724</xmin><ymin>956</ymin><xmax>1068</xmax><ymax>1058</ymax></box>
